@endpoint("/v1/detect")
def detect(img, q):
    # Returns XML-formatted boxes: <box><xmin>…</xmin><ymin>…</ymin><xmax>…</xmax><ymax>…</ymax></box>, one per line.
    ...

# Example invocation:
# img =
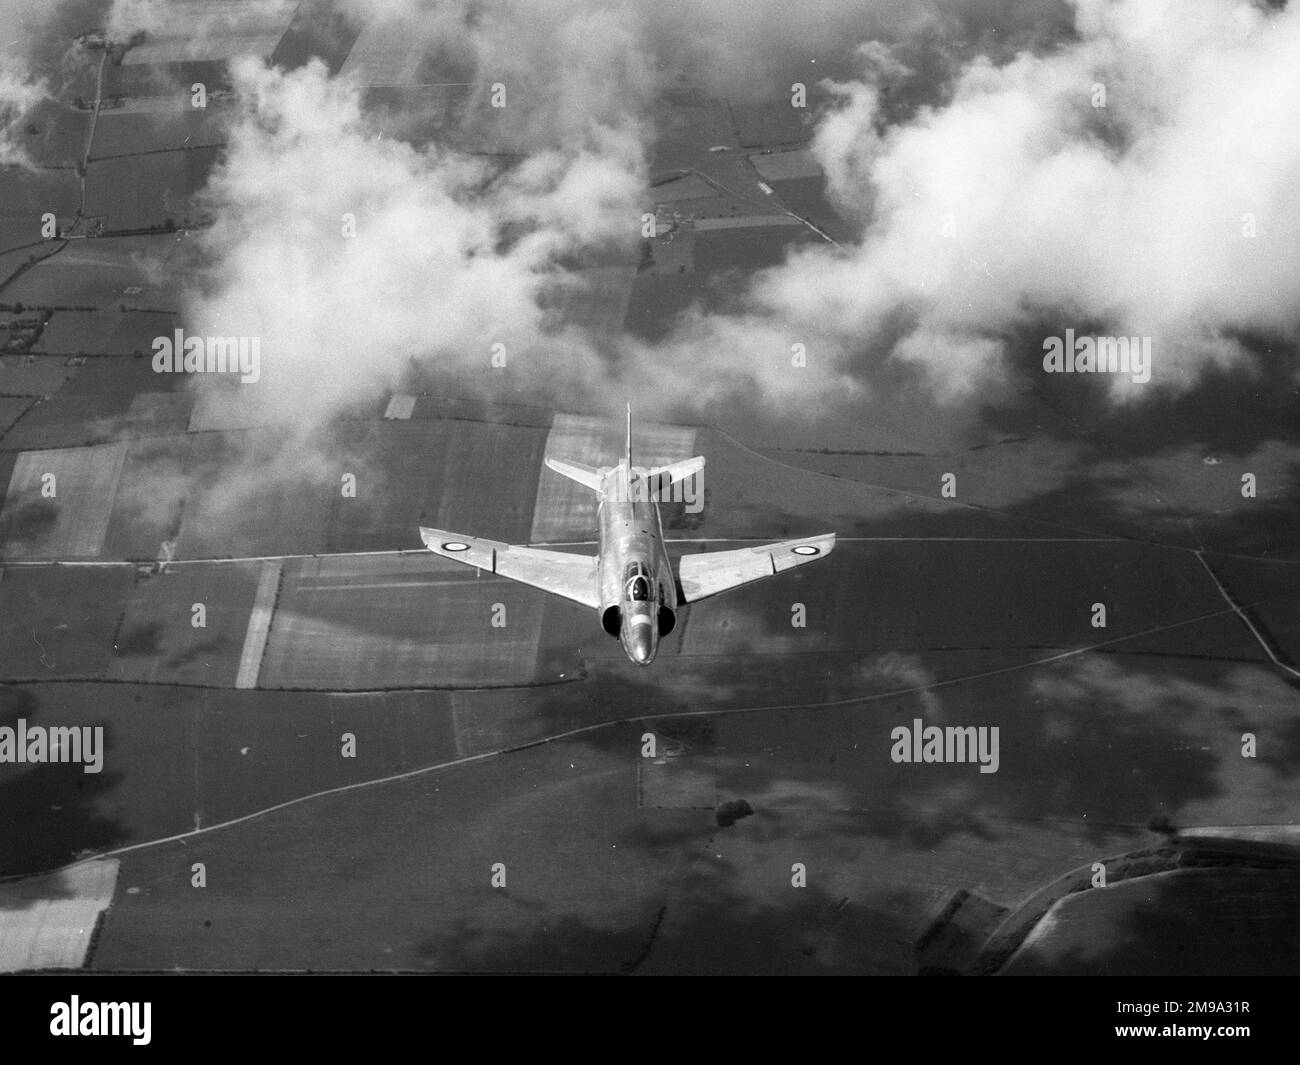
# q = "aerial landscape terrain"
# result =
<box><xmin>1</xmin><ymin>0</ymin><xmax>1299</xmax><ymax>977</ymax></box>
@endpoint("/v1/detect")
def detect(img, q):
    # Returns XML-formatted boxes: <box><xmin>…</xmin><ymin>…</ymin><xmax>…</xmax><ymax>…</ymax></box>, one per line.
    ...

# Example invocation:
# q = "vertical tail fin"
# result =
<box><xmin>625</xmin><ymin>402</ymin><xmax>633</xmax><ymax>497</ymax></box>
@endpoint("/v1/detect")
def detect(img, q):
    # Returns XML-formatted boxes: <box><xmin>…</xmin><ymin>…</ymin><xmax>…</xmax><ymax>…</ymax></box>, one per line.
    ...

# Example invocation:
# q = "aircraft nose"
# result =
<box><xmin>626</xmin><ymin>619</ymin><xmax>655</xmax><ymax>665</ymax></box>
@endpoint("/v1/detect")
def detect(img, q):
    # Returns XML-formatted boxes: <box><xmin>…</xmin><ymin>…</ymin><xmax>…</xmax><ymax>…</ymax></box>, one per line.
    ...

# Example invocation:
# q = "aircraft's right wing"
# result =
<box><xmin>419</xmin><ymin>527</ymin><xmax>600</xmax><ymax>609</ymax></box>
<box><xmin>676</xmin><ymin>533</ymin><xmax>835</xmax><ymax>604</ymax></box>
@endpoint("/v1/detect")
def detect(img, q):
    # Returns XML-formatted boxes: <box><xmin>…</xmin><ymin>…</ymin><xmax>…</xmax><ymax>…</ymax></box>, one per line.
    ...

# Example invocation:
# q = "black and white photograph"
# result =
<box><xmin>0</xmin><ymin>0</ymin><xmax>1297</xmax><ymax>1018</ymax></box>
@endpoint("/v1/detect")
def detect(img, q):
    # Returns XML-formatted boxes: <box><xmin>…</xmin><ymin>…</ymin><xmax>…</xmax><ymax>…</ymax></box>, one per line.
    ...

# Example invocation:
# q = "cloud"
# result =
<box><xmin>96</xmin><ymin>0</ymin><xmax>1076</xmax><ymax>432</ymax></box>
<box><xmin>183</xmin><ymin>54</ymin><xmax>646</xmax><ymax>431</ymax></box>
<box><xmin>97</xmin><ymin>0</ymin><xmax>1300</xmax><ymax>445</ymax></box>
<box><xmin>0</xmin><ymin>0</ymin><xmax>57</xmax><ymax>167</ymax></box>
<box><xmin>105</xmin><ymin>0</ymin><xmax>293</xmax><ymax>44</ymax></box>
<box><xmin>1</xmin><ymin>0</ymin><xmax>129</xmax><ymax>169</ymax></box>
<box><xmin>0</xmin><ymin>69</ymin><xmax>46</xmax><ymax>167</ymax></box>
<box><xmin>746</xmin><ymin>0</ymin><xmax>1300</xmax><ymax>402</ymax></box>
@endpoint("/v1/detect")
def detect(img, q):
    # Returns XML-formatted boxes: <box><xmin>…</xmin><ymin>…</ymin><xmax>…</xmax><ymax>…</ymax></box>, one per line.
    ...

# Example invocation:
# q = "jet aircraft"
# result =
<box><xmin>420</xmin><ymin>408</ymin><xmax>835</xmax><ymax>665</ymax></box>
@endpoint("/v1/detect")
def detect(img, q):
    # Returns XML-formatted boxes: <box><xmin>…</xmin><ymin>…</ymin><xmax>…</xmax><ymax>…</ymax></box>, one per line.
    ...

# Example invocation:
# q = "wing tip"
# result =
<box><xmin>790</xmin><ymin>532</ymin><xmax>836</xmax><ymax>557</ymax></box>
<box><xmin>419</xmin><ymin>527</ymin><xmax>475</xmax><ymax>555</ymax></box>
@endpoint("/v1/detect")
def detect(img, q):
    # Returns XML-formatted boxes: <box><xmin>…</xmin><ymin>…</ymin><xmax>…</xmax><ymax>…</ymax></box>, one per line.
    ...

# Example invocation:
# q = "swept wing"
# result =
<box><xmin>676</xmin><ymin>533</ymin><xmax>836</xmax><ymax>604</ymax></box>
<box><xmin>419</xmin><ymin>526</ymin><xmax>600</xmax><ymax>609</ymax></box>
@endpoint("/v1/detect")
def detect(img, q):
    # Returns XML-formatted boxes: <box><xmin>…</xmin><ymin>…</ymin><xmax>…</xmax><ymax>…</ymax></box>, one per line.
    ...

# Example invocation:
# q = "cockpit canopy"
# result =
<box><xmin>623</xmin><ymin>562</ymin><xmax>651</xmax><ymax>602</ymax></box>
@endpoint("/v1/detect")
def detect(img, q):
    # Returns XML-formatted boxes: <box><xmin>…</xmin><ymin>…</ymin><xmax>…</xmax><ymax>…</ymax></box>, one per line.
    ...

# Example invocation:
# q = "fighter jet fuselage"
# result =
<box><xmin>596</xmin><ymin>471</ymin><xmax>678</xmax><ymax>666</ymax></box>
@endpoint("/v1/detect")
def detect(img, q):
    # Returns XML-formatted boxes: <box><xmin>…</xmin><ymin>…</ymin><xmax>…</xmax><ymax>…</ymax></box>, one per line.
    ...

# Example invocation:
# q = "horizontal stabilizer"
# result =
<box><xmin>646</xmin><ymin>456</ymin><xmax>705</xmax><ymax>493</ymax></box>
<box><xmin>545</xmin><ymin>457</ymin><xmax>604</xmax><ymax>492</ymax></box>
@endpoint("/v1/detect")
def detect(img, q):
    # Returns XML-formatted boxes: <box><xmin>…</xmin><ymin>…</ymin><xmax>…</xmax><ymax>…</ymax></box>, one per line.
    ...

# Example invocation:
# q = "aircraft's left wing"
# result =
<box><xmin>676</xmin><ymin>533</ymin><xmax>835</xmax><ymax>604</ymax></box>
<box><xmin>419</xmin><ymin>527</ymin><xmax>600</xmax><ymax>609</ymax></box>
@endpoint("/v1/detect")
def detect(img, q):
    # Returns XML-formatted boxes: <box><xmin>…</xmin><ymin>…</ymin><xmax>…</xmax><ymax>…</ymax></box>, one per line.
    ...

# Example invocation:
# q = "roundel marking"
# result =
<box><xmin>443</xmin><ymin>541</ymin><xmax>471</xmax><ymax>552</ymax></box>
<box><xmin>792</xmin><ymin>544</ymin><xmax>820</xmax><ymax>556</ymax></box>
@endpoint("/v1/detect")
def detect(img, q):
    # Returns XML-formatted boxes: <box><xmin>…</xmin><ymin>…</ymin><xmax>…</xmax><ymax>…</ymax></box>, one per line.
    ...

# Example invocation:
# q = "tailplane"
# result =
<box><xmin>545</xmin><ymin>404</ymin><xmax>697</xmax><ymax>499</ymax></box>
<box><xmin>645</xmin><ymin>455</ymin><xmax>705</xmax><ymax>500</ymax></box>
<box><xmin>648</xmin><ymin>455</ymin><xmax>704</xmax><ymax>486</ymax></box>
<box><xmin>545</xmin><ymin>457</ymin><xmax>603</xmax><ymax>492</ymax></box>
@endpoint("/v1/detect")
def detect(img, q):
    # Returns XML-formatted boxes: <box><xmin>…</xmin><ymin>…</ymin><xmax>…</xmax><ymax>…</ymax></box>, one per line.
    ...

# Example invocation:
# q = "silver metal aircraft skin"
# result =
<box><xmin>419</xmin><ymin>407</ymin><xmax>835</xmax><ymax>666</ymax></box>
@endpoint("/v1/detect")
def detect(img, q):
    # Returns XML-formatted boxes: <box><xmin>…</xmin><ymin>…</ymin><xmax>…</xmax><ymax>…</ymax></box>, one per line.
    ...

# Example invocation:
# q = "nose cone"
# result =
<box><xmin>625</xmin><ymin>618</ymin><xmax>656</xmax><ymax>665</ymax></box>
